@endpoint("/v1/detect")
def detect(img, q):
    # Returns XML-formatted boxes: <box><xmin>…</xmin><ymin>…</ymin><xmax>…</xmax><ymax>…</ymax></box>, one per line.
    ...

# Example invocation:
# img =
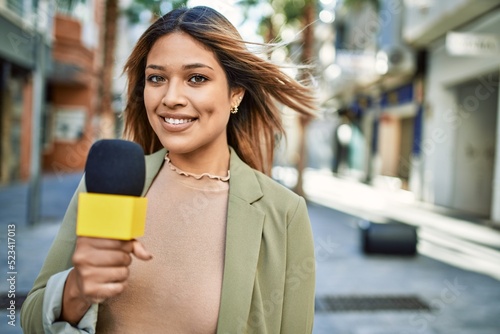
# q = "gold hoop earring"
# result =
<box><xmin>230</xmin><ymin>106</ymin><xmax>238</xmax><ymax>114</ymax></box>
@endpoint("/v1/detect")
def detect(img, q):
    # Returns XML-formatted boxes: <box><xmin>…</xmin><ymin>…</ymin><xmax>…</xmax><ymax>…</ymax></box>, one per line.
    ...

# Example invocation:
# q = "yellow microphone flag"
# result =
<box><xmin>76</xmin><ymin>193</ymin><xmax>147</xmax><ymax>240</ymax></box>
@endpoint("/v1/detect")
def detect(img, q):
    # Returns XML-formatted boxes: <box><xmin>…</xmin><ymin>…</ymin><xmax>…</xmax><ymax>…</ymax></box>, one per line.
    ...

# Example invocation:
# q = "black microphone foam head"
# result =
<box><xmin>85</xmin><ymin>139</ymin><xmax>146</xmax><ymax>196</ymax></box>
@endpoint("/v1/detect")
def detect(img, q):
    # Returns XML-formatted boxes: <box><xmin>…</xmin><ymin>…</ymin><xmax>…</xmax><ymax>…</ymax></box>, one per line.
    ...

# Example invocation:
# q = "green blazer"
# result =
<box><xmin>21</xmin><ymin>148</ymin><xmax>315</xmax><ymax>333</ymax></box>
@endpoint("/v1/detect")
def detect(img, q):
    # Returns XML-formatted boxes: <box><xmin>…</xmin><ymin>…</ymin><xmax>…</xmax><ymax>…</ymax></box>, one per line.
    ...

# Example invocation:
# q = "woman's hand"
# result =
<box><xmin>60</xmin><ymin>237</ymin><xmax>153</xmax><ymax>325</ymax></box>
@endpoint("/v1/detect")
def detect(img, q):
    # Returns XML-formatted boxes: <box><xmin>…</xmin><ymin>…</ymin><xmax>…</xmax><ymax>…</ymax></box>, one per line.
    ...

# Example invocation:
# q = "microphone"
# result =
<box><xmin>76</xmin><ymin>139</ymin><xmax>147</xmax><ymax>240</ymax></box>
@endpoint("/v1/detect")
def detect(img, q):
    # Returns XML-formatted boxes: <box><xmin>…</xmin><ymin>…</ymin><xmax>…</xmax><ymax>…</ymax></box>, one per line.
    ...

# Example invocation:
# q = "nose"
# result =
<box><xmin>161</xmin><ymin>79</ymin><xmax>187</xmax><ymax>108</ymax></box>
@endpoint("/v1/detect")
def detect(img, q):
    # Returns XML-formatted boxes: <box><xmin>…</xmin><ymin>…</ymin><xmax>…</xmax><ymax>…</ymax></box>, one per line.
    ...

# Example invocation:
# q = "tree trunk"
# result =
<box><xmin>300</xmin><ymin>0</ymin><xmax>316</xmax><ymax>65</ymax></box>
<box><xmin>293</xmin><ymin>0</ymin><xmax>316</xmax><ymax>197</ymax></box>
<box><xmin>264</xmin><ymin>16</ymin><xmax>275</xmax><ymax>43</ymax></box>
<box><xmin>100</xmin><ymin>0</ymin><xmax>119</xmax><ymax>138</ymax></box>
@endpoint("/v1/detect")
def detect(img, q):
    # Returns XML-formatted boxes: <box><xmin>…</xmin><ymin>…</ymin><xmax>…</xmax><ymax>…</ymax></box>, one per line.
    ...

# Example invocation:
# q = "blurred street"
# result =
<box><xmin>1</xmin><ymin>0</ymin><xmax>500</xmax><ymax>333</ymax></box>
<box><xmin>1</xmin><ymin>171</ymin><xmax>500</xmax><ymax>334</ymax></box>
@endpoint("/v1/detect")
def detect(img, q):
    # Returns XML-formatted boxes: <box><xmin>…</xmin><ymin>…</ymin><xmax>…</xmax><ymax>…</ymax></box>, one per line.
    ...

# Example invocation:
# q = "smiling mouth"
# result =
<box><xmin>163</xmin><ymin>117</ymin><xmax>196</xmax><ymax>125</ymax></box>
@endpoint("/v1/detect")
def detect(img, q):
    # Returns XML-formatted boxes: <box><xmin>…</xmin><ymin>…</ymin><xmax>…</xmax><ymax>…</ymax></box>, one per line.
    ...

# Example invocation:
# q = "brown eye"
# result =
<box><xmin>147</xmin><ymin>75</ymin><xmax>164</xmax><ymax>83</ymax></box>
<box><xmin>189</xmin><ymin>75</ymin><xmax>208</xmax><ymax>84</ymax></box>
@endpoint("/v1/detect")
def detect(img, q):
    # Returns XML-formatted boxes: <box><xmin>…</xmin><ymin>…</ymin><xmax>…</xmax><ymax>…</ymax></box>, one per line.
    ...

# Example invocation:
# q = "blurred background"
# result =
<box><xmin>1</xmin><ymin>0</ymin><xmax>500</xmax><ymax>333</ymax></box>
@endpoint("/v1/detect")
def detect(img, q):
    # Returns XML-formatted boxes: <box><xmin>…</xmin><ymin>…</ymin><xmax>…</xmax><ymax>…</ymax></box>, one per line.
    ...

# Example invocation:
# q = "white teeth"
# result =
<box><xmin>163</xmin><ymin>117</ymin><xmax>194</xmax><ymax>125</ymax></box>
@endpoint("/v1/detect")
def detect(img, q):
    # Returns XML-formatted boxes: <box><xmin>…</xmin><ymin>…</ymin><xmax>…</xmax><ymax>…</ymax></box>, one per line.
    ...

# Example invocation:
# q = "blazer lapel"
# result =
<box><xmin>217</xmin><ymin>148</ymin><xmax>265</xmax><ymax>333</ymax></box>
<box><xmin>141</xmin><ymin>148</ymin><xmax>167</xmax><ymax>196</ymax></box>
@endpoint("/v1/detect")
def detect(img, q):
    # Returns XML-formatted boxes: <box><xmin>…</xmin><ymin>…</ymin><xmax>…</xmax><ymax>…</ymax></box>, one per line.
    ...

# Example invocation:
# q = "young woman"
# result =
<box><xmin>21</xmin><ymin>6</ymin><xmax>316</xmax><ymax>333</ymax></box>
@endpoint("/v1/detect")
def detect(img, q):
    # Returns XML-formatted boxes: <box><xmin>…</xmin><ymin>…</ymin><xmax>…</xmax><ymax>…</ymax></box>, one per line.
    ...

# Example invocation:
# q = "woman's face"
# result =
<box><xmin>144</xmin><ymin>32</ymin><xmax>243</xmax><ymax>157</ymax></box>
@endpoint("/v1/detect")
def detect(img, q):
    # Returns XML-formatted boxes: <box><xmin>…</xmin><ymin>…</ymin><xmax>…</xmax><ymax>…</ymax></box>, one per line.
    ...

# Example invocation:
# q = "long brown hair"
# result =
<box><xmin>122</xmin><ymin>6</ymin><xmax>316</xmax><ymax>174</ymax></box>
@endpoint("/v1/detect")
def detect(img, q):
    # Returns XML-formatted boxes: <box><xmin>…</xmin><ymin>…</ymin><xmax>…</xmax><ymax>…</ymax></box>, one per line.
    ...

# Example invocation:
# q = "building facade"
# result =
<box><xmin>323</xmin><ymin>0</ymin><xmax>420</xmax><ymax>189</ymax></box>
<box><xmin>0</xmin><ymin>0</ymin><xmax>110</xmax><ymax>185</ymax></box>
<box><xmin>43</xmin><ymin>0</ymin><xmax>105</xmax><ymax>175</ymax></box>
<box><xmin>0</xmin><ymin>0</ymin><xmax>52</xmax><ymax>184</ymax></box>
<box><xmin>403</xmin><ymin>0</ymin><xmax>500</xmax><ymax>222</ymax></box>
<box><xmin>321</xmin><ymin>0</ymin><xmax>500</xmax><ymax>224</ymax></box>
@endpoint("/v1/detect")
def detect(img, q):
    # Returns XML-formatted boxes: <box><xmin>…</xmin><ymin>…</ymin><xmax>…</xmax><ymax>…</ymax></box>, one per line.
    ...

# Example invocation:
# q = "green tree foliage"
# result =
<box><xmin>238</xmin><ymin>0</ymin><xmax>314</xmax><ymax>43</ymax></box>
<box><xmin>238</xmin><ymin>0</ymin><xmax>317</xmax><ymax>196</ymax></box>
<box><xmin>124</xmin><ymin>0</ymin><xmax>188</xmax><ymax>23</ymax></box>
<box><xmin>343</xmin><ymin>0</ymin><xmax>380</xmax><ymax>12</ymax></box>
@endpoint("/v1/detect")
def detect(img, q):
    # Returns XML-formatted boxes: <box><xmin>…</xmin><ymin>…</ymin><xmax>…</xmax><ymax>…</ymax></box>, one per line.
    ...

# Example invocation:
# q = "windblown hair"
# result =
<box><xmin>122</xmin><ymin>6</ymin><xmax>316</xmax><ymax>174</ymax></box>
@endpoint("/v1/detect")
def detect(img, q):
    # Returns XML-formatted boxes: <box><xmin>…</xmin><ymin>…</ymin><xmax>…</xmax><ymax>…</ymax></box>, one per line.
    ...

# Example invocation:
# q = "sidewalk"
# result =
<box><xmin>0</xmin><ymin>172</ymin><xmax>83</xmax><ymax>229</ymax></box>
<box><xmin>303</xmin><ymin>168</ymin><xmax>500</xmax><ymax>281</ymax></box>
<box><xmin>0</xmin><ymin>172</ymin><xmax>82</xmax><ymax>333</ymax></box>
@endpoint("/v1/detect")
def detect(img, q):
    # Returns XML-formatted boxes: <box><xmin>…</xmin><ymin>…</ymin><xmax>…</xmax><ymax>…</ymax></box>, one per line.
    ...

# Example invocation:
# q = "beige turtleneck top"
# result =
<box><xmin>96</xmin><ymin>155</ymin><xmax>230</xmax><ymax>333</ymax></box>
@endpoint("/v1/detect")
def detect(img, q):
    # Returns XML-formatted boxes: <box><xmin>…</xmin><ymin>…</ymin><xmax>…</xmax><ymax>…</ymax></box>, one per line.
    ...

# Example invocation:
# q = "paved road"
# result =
<box><xmin>309</xmin><ymin>203</ymin><xmax>500</xmax><ymax>334</ymax></box>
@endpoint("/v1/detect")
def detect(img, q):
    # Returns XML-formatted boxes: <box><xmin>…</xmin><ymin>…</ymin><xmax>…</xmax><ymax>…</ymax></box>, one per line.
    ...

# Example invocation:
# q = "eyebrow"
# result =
<box><xmin>145</xmin><ymin>63</ymin><xmax>214</xmax><ymax>71</ymax></box>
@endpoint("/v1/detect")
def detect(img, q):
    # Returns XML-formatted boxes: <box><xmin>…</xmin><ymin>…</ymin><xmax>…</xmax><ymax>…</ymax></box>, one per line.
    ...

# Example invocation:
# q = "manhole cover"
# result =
<box><xmin>315</xmin><ymin>295</ymin><xmax>432</xmax><ymax>312</ymax></box>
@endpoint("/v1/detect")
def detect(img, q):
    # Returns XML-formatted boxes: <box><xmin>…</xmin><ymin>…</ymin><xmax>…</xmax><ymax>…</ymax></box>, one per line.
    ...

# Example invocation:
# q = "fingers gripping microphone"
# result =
<box><xmin>76</xmin><ymin>139</ymin><xmax>147</xmax><ymax>240</ymax></box>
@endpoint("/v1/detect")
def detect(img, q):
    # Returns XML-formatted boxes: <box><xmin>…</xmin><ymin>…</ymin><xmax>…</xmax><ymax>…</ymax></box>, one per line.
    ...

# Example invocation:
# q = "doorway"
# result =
<box><xmin>452</xmin><ymin>73</ymin><xmax>499</xmax><ymax>217</ymax></box>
